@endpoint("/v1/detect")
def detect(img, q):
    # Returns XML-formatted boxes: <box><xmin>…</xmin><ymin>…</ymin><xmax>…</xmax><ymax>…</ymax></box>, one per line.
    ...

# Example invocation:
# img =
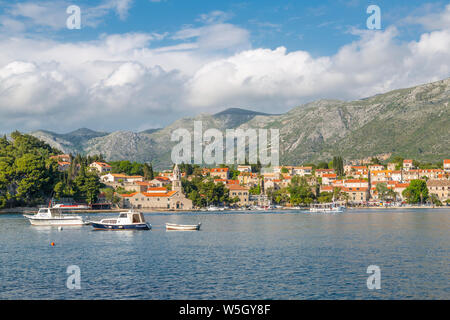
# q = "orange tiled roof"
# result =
<box><xmin>344</xmin><ymin>179</ymin><xmax>367</xmax><ymax>183</ymax></box>
<box><xmin>211</xmin><ymin>168</ymin><xmax>229</xmax><ymax>172</ymax></box>
<box><xmin>92</xmin><ymin>162</ymin><xmax>111</xmax><ymax>168</ymax></box>
<box><xmin>119</xmin><ymin>192</ymin><xmax>138</xmax><ymax>198</ymax></box>
<box><xmin>111</xmin><ymin>174</ymin><xmax>128</xmax><ymax>178</ymax></box>
<box><xmin>227</xmin><ymin>185</ymin><xmax>249</xmax><ymax>190</ymax></box>
<box><xmin>143</xmin><ymin>191</ymin><xmax>177</xmax><ymax>197</ymax></box>
<box><xmin>147</xmin><ymin>187</ymin><xmax>168</xmax><ymax>191</ymax></box>
<box><xmin>395</xmin><ymin>183</ymin><xmax>409</xmax><ymax>188</ymax></box>
<box><xmin>155</xmin><ymin>176</ymin><xmax>170</xmax><ymax>181</ymax></box>
<box><xmin>135</xmin><ymin>181</ymin><xmax>153</xmax><ymax>186</ymax></box>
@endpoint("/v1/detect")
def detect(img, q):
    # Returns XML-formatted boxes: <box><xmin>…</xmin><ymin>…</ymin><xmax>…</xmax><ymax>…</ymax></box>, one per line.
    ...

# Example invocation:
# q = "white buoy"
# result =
<box><xmin>58</xmin><ymin>226</ymin><xmax>63</xmax><ymax>231</ymax></box>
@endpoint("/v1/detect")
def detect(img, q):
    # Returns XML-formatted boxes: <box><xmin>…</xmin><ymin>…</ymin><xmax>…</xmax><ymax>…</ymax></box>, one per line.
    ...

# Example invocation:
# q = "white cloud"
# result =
<box><xmin>0</xmin><ymin>7</ymin><xmax>449</xmax><ymax>133</ymax></box>
<box><xmin>172</xmin><ymin>23</ymin><xmax>250</xmax><ymax>53</ymax></box>
<box><xmin>403</xmin><ymin>4</ymin><xmax>450</xmax><ymax>31</ymax></box>
<box><xmin>196</xmin><ymin>11</ymin><xmax>232</xmax><ymax>24</ymax></box>
<box><xmin>186</xmin><ymin>25</ymin><xmax>450</xmax><ymax>112</ymax></box>
<box><xmin>1</xmin><ymin>0</ymin><xmax>134</xmax><ymax>31</ymax></box>
<box><xmin>0</xmin><ymin>61</ymin><xmax>81</xmax><ymax>116</ymax></box>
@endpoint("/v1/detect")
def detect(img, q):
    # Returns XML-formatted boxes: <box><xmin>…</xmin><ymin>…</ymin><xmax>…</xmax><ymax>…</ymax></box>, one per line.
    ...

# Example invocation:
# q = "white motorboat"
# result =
<box><xmin>90</xmin><ymin>210</ymin><xmax>151</xmax><ymax>230</ymax></box>
<box><xmin>24</xmin><ymin>207</ymin><xmax>87</xmax><ymax>226</ymax></box>
<box><xmin>207</xmin><ymin>206</ymin><xmax>224</xmax><ymax>211</ymax></box>
<box><xmin>309</xmin><ymin>203</ymin><xmax>345</xmax><ymax>213</ymax></box>
<box><xmin>165</xmin><ymin>223</ymin><xmax>201</xmax><ymax>231</ymax></box>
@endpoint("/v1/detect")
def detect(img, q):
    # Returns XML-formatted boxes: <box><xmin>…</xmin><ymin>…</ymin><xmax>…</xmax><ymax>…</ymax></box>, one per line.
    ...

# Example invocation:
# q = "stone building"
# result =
<box><xmin>427</xmin><ymin>180</ymin><xmax>450</xmax><ymax>202</ymax></box>
<box><xmin>227</xmin><ymin>185</ymin><xmax>250</xmax><ymax>207</ymax></box>
<box><xmin>119</xmin><ymin>164</ymin><xmax>193</xmax><ymax>210</ymax></box>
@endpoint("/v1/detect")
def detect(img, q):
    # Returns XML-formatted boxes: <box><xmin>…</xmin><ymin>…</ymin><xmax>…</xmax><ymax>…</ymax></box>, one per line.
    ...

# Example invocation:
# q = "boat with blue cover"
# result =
<box><xmin>90</xmin><ymin>210</ymin><xmax>151</xmax><ymax>230</ymax></box>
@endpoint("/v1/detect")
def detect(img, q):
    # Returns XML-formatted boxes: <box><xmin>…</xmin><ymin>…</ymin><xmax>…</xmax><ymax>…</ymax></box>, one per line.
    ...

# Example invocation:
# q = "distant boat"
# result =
<box><xmin>52</xmin><ymin>203</ymin><xmax>90</xmax><ymax>210</ymax></box>
<box><xmin>165</xmin><ymin>223</ymin><xmax>201</xmax><ymax>231</ymax></box>
<box><xmin>90</xmin><ymin>210</ymin><xmax>151</xmax><ymax>230</ymax></box>
<box><xmin>24</xmin><ymin>207</ymin><xmax>87</xmax><ymax>226</ymax></box>
<box><xmin>207</xmin><ymin>206</ymin><xmax>224</xmax><ymax>211</ymax></box>
<box><xmin>309</xmin><ymin>203</ymin><xmax>345</xmax><ymax>213</ymax></box>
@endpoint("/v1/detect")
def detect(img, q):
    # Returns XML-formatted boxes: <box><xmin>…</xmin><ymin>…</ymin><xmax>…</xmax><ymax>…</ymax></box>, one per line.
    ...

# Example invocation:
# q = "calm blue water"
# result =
<box><xmin>0</xmin><ymin>208</ymin><xmax>449</xmax><ymax>300</ymax></box>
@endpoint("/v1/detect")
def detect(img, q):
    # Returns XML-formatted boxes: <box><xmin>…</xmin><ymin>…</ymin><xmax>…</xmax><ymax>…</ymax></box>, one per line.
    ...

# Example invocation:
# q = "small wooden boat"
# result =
<box><xmin>90</xmin><ymin>210</ymin><xmax>151</xmax><ymax>230</ymax></box>
<box><xmin>165</xmin><ymin>223</ymin><xmax>201</xmax><ymax>231</ymax></box>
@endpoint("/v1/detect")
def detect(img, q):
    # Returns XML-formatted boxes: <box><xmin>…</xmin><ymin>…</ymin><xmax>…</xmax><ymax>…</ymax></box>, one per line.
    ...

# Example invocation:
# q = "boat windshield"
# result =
<box><xmin>132</xmin><ymin>214</ymin><xmax>141</xmax><ymax>223</ymax></box>
<box><xmin>49</xmin><ymin>209</ymin><xmax>61</xmax><ymax>216</ymax></box>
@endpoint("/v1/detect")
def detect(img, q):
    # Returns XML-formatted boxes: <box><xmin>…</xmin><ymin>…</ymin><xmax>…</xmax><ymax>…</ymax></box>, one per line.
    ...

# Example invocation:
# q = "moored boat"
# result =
<box><xmin>52</xmin><ymin>203</ymin><xmax>90</xmax><ymax>210</ymax></box>
<box><xmin>165</xmin><ymin>223</ymin><xmax>201</xmax><ymax>231</ymax></box>
<box><xmin>24</xmin><ymin>207</ymin><xmax>87</xmax><ymax>226</ymax></box>
<box><xmin>90</xmin><ymin>210</ymin><xmax>151</xmax><ymax>230</ymax></box>
<box><xmin>309</xmin><ymin>203</ymin><xmax>345</xmax><ymax>213</ymax></box>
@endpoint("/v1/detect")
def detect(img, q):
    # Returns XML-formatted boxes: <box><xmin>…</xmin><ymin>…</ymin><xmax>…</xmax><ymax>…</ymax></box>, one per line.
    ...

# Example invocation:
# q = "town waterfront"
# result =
<box><xmin>0</xmin><ymin>208</ymin><xmax>449</xmax><ymax>300</ymax></box>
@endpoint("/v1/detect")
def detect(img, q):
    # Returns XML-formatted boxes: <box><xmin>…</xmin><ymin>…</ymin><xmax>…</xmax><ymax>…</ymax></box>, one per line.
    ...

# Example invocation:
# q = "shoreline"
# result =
<box><xmin>1</xmin><ymin>206</ymin><xmax>448</xmax><ymax>214</ymax></box>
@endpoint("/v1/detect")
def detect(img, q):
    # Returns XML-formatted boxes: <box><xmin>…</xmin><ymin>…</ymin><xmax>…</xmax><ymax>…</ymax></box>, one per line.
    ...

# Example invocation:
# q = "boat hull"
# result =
<box><xmin>165</xmin><ymin>223</ymin><xmax>201</xmax><ymax>231</ymax></box>
<box><xmin>309</xmin><ymin>208</ymin><xmax>345</xmax><ymax>213</ymax></box>
<box><xmin>91</xmin><ymin>222</ymin><xmax>151</xmax><ymax>230</ymax></box>
<box><xmin>24</xmin><ymin>215</ymin><xmax>87</xmax><ymax>226</ymax></box>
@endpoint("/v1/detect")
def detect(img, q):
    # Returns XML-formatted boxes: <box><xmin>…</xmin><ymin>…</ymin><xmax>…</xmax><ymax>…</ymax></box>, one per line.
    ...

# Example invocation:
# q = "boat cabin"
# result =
<box><xmin>117</xmin><ymin>211</ymin><xmax>146</xmax><ymax>224</ymax></box>
<box><xmin>310</xmin><ymin>203</ymin><xmax>339</xmax><ymax>209</ymax></box>
<box><xmin>36</xmin><ymin>208</ymin><xmax>62</xmax><ymax>217</ymax></box>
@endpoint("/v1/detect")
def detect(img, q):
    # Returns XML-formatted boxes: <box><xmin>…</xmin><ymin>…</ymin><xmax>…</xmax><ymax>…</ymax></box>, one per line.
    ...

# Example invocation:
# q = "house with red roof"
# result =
<box><xmin>444</xmin><ymin>159</ymin><xmax>450</xmax><ymax>173</ymax></box>
<box><xmin>210</xmin><ymin>168</ymin><xmax>229</xmax><ymax>180</ymax></box>
<box><xmin>89</xmin><ymin>161</ymin><xmax>112</xmax><ymax>173</ymax></box>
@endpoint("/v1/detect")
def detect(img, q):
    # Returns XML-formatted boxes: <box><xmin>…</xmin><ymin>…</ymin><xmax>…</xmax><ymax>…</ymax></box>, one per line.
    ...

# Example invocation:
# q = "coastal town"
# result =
<box><xmin>51</xmin><ymin>153</ymin><xmax>450</xmax><ymax>210</ymax></box>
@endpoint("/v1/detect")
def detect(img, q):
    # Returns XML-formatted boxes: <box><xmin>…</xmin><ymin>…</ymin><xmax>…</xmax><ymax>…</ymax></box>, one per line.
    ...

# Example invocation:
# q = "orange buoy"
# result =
<box><xmin>51</xmin><ymin>242</ymin><xmax>55</xmax><ymax>246</ymax></box>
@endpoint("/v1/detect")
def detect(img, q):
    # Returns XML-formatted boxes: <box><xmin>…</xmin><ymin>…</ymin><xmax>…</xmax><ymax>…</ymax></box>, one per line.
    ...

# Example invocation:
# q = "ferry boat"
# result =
<box><xmin>24</xmin><ymin>207</ymin><xmax>87</xmax><ymax>226</ymax></box>
<box><xmin>165</xmin><ymin>223</ymin><xmax>201</xmax><ymax>231</ymax></box>
<box><xmin>90</xmin><ymin>210</ymin><xmax>151</xmax><ymax>230</ymax></box>
<box><xmin>309</xmin><ymin>203</ymin><xmax>346</xmax><ymax>213</ymax></box>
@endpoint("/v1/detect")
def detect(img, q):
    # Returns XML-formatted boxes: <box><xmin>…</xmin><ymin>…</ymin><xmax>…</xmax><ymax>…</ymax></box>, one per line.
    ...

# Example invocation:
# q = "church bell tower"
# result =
<box><xmin>172</xmin><ymin>164</ymin><xmax>183</xmax><ymax>193</ymax></box>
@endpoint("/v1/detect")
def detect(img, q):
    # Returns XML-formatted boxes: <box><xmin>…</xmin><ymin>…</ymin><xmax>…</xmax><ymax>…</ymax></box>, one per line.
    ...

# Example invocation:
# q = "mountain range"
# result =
<box><xmin>30</xmin><ymin>78</ymin><xmax>450</xmax><ymax>170</ymax></box>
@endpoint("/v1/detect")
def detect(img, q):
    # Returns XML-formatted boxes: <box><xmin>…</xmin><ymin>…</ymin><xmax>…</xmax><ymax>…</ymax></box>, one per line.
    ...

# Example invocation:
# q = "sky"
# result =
<box><xmin>0</xmin><ymin>0</ymin><xmax>449</xmax><ymax>133</ymax></box>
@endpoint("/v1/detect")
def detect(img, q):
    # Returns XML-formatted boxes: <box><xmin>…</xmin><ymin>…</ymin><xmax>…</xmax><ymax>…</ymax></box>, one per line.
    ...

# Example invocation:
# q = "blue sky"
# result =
<box><xmin>0</xmin><ymin>0</ymin><xmax>449</xmax><ymax>132</ymax></box>
<box><xmin>7</xmin><ymin>0</ymin><xmax>445</xmax><ymax>54</ymax></box>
